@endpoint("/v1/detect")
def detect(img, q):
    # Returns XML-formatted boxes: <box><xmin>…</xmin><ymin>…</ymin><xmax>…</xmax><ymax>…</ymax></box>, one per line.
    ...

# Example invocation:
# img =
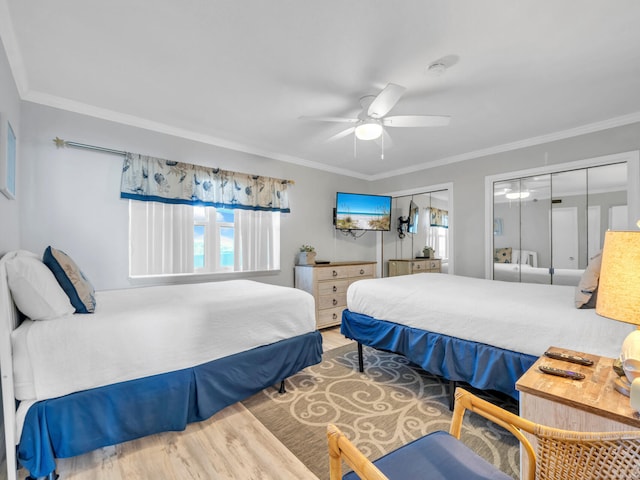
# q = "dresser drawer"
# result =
<box><xmin>426</xmin><ymin>259</ymin><xmax>441</xmax><ymax>271</ymax></box>
<box><xmin>316</xmin><ymin>266</ymin><xmax>350</xmax><ymax>281</ymax></box>
<box><xmin>318</xmin><ymin>293</ymin><xmax>347</xmax><ymax>310</ymax></box>
<box><xmin>411</xmin><ymin>260</ymin><xmax>428</xmax><ymax>273</ymax></box>
<box><xmin>318</xmin><ymin>280</ymin><xmax>348</xmax><ymax>296</ymax></box>
<box><xmin>318</xmin><ymin>306</ymin><xmax>344</xmax><ymax>328</ymax></box>
<box><xmin>348</xmin><ymin>263</ymin><xmax>375</xmax><ymax>278</ymax></box>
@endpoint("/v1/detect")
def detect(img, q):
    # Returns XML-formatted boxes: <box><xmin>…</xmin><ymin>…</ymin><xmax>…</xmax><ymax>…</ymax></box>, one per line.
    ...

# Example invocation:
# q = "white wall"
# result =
<box><xmin>372</xmin><ymin>125</ymin><xmax>640</xmax><ymax>278</ymax></box>
<box><xmin>18</xmin><ymin>102</ymin><xmax>374</xmax><ymax>290</ymax></box>
<box><xmin>0</xmin><ymin>37</ymin><xmax>20</xmax><ymax>256</ymax></box>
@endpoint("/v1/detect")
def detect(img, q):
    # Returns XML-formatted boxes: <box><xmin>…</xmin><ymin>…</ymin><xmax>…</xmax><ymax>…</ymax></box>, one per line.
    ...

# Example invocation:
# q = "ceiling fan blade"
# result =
<box><xmin>367</xmin><ymin>83</ymin><xmax>406</xmax><ymax>118</ymax></box>
<box><xmin>298</xmin><ymin>115</ymin><xmax>359</xmax><ymax>123</ymax></box>
<box><xmin>382</xmin><ymin>115</ymin><xmax>451</xmax><ymax>127</ymax></box>
<box><xmin>325</xmin><ymin>127</ymin><xmax>355</xmax><ymax>143</ymax></box>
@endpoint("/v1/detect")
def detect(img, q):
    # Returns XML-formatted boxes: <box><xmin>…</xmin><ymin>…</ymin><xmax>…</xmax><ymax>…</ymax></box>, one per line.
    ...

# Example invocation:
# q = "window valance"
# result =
<box><xmin>428</xmin><ymin>207</ymin><xmax>449</xmax><ymax>228</ymax></box>
<box><xmin>120</xmin><ymin>153</ymin><xmax>291</xmax><ymax>212</ymax></box>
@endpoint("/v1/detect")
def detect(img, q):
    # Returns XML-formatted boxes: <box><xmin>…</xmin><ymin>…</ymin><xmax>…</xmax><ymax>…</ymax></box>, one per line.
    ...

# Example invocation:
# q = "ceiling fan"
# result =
<box><xmin>299</xmin><ymin>83</ymin><xmax>451</xmax><ymax>147</ymax></box>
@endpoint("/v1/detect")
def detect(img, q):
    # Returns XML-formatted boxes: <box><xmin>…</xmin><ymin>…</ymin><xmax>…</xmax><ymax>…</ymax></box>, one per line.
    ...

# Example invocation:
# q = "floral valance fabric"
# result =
<box><xmin>428</xmin><ymin>207</ymin><xmax>449</xmax><ymax>228</ymax></box>
<box><xmin>120</xmin><ymin>153</ymin><xmax>291</xmax><ymax>212</ymax></box>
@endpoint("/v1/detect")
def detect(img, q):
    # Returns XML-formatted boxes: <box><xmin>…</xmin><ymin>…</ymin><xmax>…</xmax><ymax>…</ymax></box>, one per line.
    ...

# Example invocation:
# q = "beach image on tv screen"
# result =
<box><xmin>336</xmin><ymin>193</ymin><xmax>391</xmax><ymax>231</ymax></box>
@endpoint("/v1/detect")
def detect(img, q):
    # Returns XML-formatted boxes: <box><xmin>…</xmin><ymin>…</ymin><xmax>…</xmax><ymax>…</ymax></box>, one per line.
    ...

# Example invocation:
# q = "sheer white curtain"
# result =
<box><xmin>129</xmin><ymin>201</ymin><xmax>194</xmax><ymax>275</ymax></box>
<box><xmin>235</xmin><ymin>209</ymin><xmax>280</xmax><ymax>271</ymax></box>
<box><xmin>425</xmin><ymin>207</ymin><xmax>449</xmax><ymax>261</ymax></box>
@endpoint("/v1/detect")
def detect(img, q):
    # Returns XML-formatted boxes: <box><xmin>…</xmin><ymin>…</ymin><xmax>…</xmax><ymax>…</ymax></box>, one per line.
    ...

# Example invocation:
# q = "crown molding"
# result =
<box><xmin>367</xmin><ymin>112</ymin><xmax>640</xmax><ymax>181</ymax></box>
<box><xmin>22</xmin><ymin>90</ymin><xmax>370</xmax><ymax>180</ymax></box>
<box><xmin>19</xmin><ymin>88</ymin><xmax>640</xmax><ymax>183</ymax></box>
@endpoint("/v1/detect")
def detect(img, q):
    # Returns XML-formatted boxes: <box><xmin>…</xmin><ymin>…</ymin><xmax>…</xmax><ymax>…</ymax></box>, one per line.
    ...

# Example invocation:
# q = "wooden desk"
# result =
<box><xmin>516</xmin><ymin>346</ymin><xmax>640</xmax><ymax>475</ymax></box>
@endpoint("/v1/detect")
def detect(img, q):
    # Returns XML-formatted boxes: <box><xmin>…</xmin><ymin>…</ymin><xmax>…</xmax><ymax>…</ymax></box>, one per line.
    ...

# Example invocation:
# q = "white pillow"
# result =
<box><xmin>6</xmin><ymin>254</ymin><xmax>75</xmax><ymax>320</ymax></box>
<box><xmin>574</xmin><ymin>252</ymin><xmax>602</xmax><ymax>309</ymax></box>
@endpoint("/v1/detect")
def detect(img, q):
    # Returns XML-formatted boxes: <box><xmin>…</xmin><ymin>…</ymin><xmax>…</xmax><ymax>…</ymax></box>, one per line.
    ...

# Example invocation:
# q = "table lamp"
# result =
<box><xmin>595</xmin><ymin>230</ymin><xmax>640</xmax><ymax>400</ymax></box>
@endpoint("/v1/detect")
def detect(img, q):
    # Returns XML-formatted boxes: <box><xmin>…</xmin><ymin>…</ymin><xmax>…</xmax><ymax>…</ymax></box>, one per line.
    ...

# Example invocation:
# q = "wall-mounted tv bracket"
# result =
<box><xmin>397</xmin><ymin>216</ymin><xmax>410</xmax><ymax>238</ymax></box>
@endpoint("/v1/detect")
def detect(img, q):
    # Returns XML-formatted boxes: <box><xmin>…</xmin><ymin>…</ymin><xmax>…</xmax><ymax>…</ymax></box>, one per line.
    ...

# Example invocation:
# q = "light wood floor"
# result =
<box><xmin>18</xmin><ymin>327</ymin><xmax>353</xmax><ymax>480</ymax></box>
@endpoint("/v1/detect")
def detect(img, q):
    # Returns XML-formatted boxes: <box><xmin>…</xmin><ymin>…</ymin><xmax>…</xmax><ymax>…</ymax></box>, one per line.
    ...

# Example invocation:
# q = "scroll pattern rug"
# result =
<box><xmin>242</xmin><ymin>343</ymin><xmax>519</xmax><ymax>479</ymax></box>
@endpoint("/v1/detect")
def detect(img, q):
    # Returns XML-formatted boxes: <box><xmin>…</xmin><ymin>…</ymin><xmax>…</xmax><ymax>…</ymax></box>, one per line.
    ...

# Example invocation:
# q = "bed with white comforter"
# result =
<box><xmin>342</xmin><ymin>273</ymin><xmax>633</xmax><ymax>398</ymax></box>
<box><xmin>1</xmin><ymin>251</ymin><xmax>322</xmax><ymax>480</ymax></box>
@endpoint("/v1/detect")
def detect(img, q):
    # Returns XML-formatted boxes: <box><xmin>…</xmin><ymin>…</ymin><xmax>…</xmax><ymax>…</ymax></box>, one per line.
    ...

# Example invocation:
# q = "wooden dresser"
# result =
<box><xmin>294</xmin><ymin>261</ymin><xmax>376</xmax><ymax>329</ymax></box>
<box><xmin>388</xmin><ymin>258</ymin><xmax>441</xmax><ymax>276</ymax></box>
<box><xmin>516</xmin><ymin>346</ymin><xmax>640</xmax><ymax>476</ymax></box>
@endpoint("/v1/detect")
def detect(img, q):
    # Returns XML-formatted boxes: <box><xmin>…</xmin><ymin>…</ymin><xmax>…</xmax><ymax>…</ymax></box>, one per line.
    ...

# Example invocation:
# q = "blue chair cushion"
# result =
<box><xmin>343</xmin><ymin>430</ymin><xmax>512</xmax><ymax>480</ymax></box>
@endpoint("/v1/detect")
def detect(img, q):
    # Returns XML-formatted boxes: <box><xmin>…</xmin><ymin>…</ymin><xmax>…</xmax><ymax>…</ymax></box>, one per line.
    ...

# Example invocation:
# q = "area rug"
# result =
<box><xmin>242</xmin><ymin>343</ymin><xmax>519</xmax><ymax>479</ymax></box>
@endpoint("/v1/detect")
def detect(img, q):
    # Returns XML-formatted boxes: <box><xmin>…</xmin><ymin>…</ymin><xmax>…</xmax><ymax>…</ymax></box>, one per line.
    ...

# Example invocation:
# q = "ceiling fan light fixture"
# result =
<box><xmin>355</xmin><ymin>120</ymin><xmax>383</xmax><ymax>140</ymax></box>
<box><xmin>505</xmin><ymin>191</ymin><xmax>531</xmax><ymax>200</ymax></box>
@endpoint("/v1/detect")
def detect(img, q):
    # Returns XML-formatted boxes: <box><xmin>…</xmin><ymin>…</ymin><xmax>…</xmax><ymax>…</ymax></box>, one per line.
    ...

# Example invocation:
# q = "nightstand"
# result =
<box><xmin>516</xmin><ymin>346</ymin><xmax>640</xmax><ymax>475</ymax></box>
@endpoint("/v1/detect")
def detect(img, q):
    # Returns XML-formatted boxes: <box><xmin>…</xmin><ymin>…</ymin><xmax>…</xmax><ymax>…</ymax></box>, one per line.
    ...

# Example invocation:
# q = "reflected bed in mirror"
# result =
<box><xmin>493</xmin><ymin>263</ymin><xmax>583</xmax><ymax>286</ymax></box>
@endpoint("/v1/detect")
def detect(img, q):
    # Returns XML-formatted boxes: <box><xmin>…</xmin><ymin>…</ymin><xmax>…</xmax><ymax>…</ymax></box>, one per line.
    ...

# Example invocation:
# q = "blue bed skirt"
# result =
<box><xmin>341</xmin><ymin>310</ymin><xmax>535</xmax><ymax>400</ymax></box>
<box><xmin>18</xmin><ymin>330</ymin><xmax>323</xmax><ymax>478</ymax></box>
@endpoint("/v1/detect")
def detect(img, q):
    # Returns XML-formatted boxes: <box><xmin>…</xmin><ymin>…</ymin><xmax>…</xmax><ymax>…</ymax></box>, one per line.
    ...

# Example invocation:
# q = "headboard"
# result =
<box><xmin>0</xmin><ymin>251</ymin><xmax>24</xmax><ymax>480</ymax></box>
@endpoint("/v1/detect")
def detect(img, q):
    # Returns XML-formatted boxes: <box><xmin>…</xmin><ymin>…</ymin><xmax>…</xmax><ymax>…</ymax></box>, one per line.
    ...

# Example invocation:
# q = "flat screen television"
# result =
<box><xmin>335</xmin><ymin>192</ymin><xmax>392</xmax><ymax>231</ymax></box>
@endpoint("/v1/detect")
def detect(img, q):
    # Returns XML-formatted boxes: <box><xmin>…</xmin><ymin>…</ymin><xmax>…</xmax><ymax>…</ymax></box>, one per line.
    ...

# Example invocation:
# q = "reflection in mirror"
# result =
<box><xmin>551</xmin><ymin>169</ymin><xmax>587</xmax><ymax>273</ymax></box>
<box><xmin>492</xmin><ymin>161</ymin><xmax>628</xmax><ymax>286</ymax></box>
<box><xmin>408</xmin><ymin>200</ymin><xmax>419</xmax><ymax>234</ymax></box>
<box><xmin>382</xmin><ymin>190</ymin><xmax>449</xmax><ymax>277</ymax></box>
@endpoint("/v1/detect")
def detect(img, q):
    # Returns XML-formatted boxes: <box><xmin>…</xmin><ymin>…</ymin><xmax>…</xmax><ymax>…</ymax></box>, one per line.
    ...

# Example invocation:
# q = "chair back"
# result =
<box><xmin>328</xmin><ymin>388</ymin><xmax>640</xmax><ymax>480</ymax></box>
<box><xmin>534</xmin><ymin>426</ymin><xmax>640</xmax><ymax>480</ymax></box>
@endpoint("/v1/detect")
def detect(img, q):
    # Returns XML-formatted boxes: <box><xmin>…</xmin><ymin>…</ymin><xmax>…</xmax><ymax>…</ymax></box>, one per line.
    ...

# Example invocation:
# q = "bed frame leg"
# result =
<box><xmin>448</xmin><ymin>380</ymin><xmax>457</xmax><ymax>411</ymax></box>
<box><xmin>357</xmin><ymin>343</ymin><xmax>364</xmax><ymax>372</ymax></box>
<box><xmin>278</xmin><ymin>380</ymin><xmax>286</xmax><ymax>394</ymax></box>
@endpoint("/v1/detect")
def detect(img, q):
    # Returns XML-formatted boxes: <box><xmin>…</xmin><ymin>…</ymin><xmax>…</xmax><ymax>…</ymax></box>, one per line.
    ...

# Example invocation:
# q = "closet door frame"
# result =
<box><xmin>484</xmin><ymin>150</ymin><xmax>640</xmax><ymax>280</ymax></box>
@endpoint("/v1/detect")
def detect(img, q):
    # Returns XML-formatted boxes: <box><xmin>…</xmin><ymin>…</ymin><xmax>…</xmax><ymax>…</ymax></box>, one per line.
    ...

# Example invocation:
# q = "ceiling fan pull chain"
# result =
<box><xmin>381</xmin><ymin>132</ymin><xmax>384</xmax><ymax>160</ymax></box>
<box><xmin>353</xmin><ymin>134</ymin><xmax>357</xmax><ymax>158</ymax></box>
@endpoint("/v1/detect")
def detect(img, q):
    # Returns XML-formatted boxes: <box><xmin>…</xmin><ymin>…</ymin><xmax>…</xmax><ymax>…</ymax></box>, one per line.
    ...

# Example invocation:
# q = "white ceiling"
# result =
<box><xmin>2</xmin><ymin>1</ymin><xmax>640</xmax><ymax>180</ymax></box>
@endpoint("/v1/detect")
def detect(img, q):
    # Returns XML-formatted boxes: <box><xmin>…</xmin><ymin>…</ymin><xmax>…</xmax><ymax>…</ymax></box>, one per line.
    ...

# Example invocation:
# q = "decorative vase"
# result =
<box><xmin>297</xmin><ymin>251</ymin><xmax>317</xmax><ymax>265</ymax></box>
<box><xmin>422</xmin><ymin>247</ymin><xmax>433</xmax><ymax>258</ymax></box>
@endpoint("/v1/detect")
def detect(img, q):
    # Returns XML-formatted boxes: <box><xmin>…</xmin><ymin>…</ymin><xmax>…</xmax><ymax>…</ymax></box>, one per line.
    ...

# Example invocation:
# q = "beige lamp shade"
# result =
<box><xmin>596</xmin><ymin>231</ymin><xmax>640</xmax><ymax>326</ymax></box>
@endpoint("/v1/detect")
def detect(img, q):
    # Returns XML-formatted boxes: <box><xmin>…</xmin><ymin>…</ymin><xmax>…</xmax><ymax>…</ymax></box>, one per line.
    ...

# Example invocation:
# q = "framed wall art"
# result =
<box><xmin>1</xmin><ymin>118</ymin><xmax>16</xmax><ymax>199</ymax></box>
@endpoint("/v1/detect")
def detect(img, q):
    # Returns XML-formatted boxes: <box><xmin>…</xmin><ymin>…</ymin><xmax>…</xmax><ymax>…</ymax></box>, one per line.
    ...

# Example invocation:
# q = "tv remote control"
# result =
<box><xmin>544</xmin><ymin>351</ymin><xmax>593</xmax><ymax>366</ymax></box>
<box><xmin>538</xmin><ymin>365</ymin><xmax>585</xmax><ymax>380</ymax></box>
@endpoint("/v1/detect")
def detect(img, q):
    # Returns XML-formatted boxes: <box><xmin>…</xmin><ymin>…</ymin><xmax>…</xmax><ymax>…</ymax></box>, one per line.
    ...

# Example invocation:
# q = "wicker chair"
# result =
<box><xmin>327</xmin><ymin>387</ymin><xmax>640</xmax><ymax>480</ymax></box>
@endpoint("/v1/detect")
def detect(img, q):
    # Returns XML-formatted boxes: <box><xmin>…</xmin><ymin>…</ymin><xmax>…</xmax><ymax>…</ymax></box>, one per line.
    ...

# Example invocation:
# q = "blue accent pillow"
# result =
<box><xmin>43</xmin><ymin>246</ymin><xmax>96</xmax><ymax>313</ymax></box>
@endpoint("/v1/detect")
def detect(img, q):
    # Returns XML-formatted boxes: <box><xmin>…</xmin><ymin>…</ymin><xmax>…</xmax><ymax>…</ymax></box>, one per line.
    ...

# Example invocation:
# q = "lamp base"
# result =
<box><xmin>613</xmin><ymin>375</ymin><xmax>631</xmax><ymax>396</ymax></box>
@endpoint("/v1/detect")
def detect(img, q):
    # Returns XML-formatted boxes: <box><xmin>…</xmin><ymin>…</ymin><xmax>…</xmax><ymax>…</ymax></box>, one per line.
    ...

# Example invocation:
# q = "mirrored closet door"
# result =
<box><xmin>382</xmin><ymin>190</ymin><xmax>450</xmax><ymax>277</ymax></box>
<box><xmin>491</xmin><ymin>162</ymin><xmax>628</xmax><ymax>286</ymax></box>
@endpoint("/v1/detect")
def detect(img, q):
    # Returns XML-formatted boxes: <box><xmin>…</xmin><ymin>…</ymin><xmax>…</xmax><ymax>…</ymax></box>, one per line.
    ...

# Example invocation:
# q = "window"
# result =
<box><xmin>193</xmin><ymin>207</ymin><xmax>235</xmax><ymax>272</ymax></box>
<box><xmin>129</xmin><ymin>201</ymin><xmax>280</xmax><ymax>277</ymax></box>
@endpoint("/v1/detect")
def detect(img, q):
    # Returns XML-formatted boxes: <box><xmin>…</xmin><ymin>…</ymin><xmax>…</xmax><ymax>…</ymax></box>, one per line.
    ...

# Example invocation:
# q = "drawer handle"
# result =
<box><xmin>359</xmin><ymin>269</ymin><xmax>365</xmax><ymax>275</ymax></box>
<box><xmin>415</xmin><ymin>265</ymin><xmax>421</xmax><ymax>269</ymax></box>
<box><xmin>332</xmin><ymin>298</ymin><xmax>338</xmax><ymax>305</ymax></box>
<box><xmin>332</xmin><ymin>313</ymin><xmax>337</xmax><ymax>320</ymax></box>
<box><xmin>332</xmin><ymin>286</ymin><xmax>337</xmax><ymax>292</ymax></box>
<box><xmin>332</xmin><ymin>270</ymin><xmax>338</xmax><ymax>277</ymax></box>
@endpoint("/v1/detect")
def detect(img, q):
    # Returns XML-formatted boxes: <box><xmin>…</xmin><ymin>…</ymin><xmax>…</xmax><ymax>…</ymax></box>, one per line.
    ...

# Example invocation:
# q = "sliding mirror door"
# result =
<box><xmin>382</xmin><ymin>190</ymin><xmax>450</xmax><ymax>277</ymax></box>
<box><xmin>491</xmin><ymin>160</ymin><xmax>629</xmax><ymax>286</ymax></box>
<box><xmin>493</xmin><ymin>175</ymin><xmax>551</xmax><ymax>283</ymax></box>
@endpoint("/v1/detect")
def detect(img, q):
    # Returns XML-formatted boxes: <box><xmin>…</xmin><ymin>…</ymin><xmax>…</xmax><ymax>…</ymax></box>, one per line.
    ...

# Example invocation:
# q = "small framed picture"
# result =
<box><xmin>1</xmin><ymin>119</ymin><xmax>16</xmax><ymax>199</ymax></box>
